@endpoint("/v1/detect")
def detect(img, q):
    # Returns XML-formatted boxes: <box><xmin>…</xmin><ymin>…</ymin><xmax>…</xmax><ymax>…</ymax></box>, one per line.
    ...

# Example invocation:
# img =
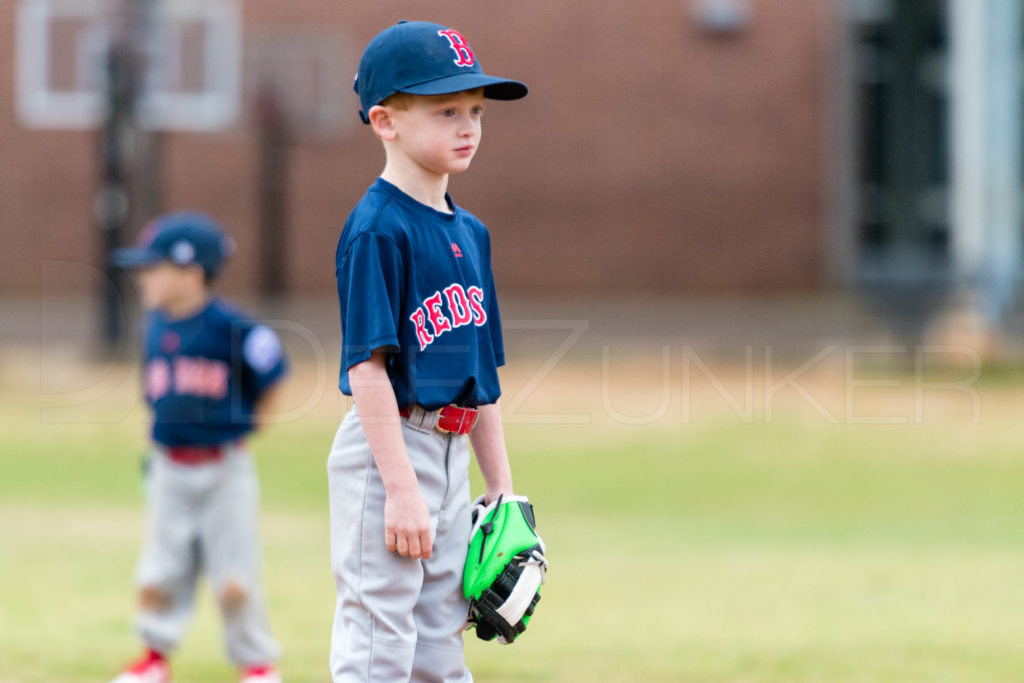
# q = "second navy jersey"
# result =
<box><xmin>336</xmin><ymin>178</ymin><xmax>504</xmax><ymax>410</ymax></box>
<box><xmin>144</xmin><ymin>298</ymin><xmax>287</xmax><ymax>446</ymax></box>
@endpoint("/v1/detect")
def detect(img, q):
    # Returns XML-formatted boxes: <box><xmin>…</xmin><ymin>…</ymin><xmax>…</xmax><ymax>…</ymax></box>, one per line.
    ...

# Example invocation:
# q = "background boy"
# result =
<box><xmin>110</xmin><ymin>212</ymin><xmax>286</xmax><ymax>683</ymax></box>
<box><xmin>328</xmin><ymin>20</ymin><xmax>528</xmax><ymax>682</ymax></box>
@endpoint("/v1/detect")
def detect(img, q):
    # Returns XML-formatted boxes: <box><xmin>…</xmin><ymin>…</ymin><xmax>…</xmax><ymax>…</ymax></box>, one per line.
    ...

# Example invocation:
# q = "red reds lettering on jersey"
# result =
<box><xmin>146</xmin><ymin>357</ymin><xmax>230</xmax><ymax>400</ymax></box>
<box><xmin>410</xmin><ymin>283</ymin><xmax>487</xmax><ymax>351</ymax></box>
<box><xmin>147</xmin><ymin>358</ymin><xmax>172</xmax><ymax>400</ymax></box>
<box><xmin>177</xmin><ymin>358</ymin><xmax>229</xmax><ymax>399</ymax></box>
<box><xmin>410</xmin><ymin>308</ymin><xmax>434</xmax><ymax>350</ymax></box>
<box><xmin>467</xmin><ymin>286</ymin><xmax>487</xmax><ymax>326</ymax></box>
<box><xmin>437</xmin><ymin>29</ymin><xmax>475</xmax><ymax>67</ymax></box>
<box><xmin>424</xmin><ymin>291</ymin><xmax>453</xmax><ymax>337</ymax></box>
<box><xmin>444</xmin><ymin>284</ymin><xmax>474</xmax><ymax>327</ymax></box>
<box><xmin>173</xmin><ymin>358</ymin><xmax>229</xmax><ymax>399</ymax></box>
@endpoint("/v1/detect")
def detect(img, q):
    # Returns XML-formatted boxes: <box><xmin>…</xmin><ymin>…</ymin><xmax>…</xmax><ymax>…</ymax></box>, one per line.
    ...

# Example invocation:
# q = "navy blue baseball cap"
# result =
<box><xmin>112</xmin><ymin>212</ymin><xmax>235</xmax><ymax>278</ymax></box>
<box><xmin>354</xmin><ymin>20</ymin><xmax>528</xmax><ymax>124</ymax></box>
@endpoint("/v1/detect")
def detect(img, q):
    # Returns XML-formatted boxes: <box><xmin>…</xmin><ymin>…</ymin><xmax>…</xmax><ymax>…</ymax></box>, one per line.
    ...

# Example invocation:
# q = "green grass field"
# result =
<box><xmin>3</xmin><ymin>347</ymin><xmax>1024</xmax><ymax>682</ymax></box>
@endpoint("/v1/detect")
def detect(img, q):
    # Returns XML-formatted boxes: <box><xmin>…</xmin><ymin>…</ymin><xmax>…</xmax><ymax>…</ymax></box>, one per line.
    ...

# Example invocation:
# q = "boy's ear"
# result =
<box><xmin>368</xmin><ymin>105</ymin><xmax>397</xmax><ymax>141</ymax></box>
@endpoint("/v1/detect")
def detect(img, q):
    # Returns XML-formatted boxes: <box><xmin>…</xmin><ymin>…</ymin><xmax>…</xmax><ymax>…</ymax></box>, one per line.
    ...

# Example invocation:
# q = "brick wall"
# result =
<box><xmin>2</xmin><ymin>0</ymin><xmax>834</xmax><ymax>296</ymax></box>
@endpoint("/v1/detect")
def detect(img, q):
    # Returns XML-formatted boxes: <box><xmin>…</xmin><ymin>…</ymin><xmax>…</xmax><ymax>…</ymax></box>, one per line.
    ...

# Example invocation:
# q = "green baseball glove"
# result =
<box><xmin>463</xmin><ymin>493</ymin><xmax>548</xmax><ymax>644</ymax></box>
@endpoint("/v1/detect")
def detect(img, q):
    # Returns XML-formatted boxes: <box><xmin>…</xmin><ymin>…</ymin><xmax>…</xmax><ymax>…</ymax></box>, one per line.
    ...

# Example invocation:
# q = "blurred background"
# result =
<box><xmin>6</xmin><ymin>0</ymin><xmax>1024</xmax><ymax>352</ymax></box>
<box><xmin>5</xmin><ymin>1</ymin><xmax>1024</xmax><ymax>681</ymax></box>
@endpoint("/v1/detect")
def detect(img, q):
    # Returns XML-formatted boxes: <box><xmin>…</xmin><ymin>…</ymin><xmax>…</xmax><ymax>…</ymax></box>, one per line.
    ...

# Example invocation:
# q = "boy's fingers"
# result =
<box><xmin>396</xmin><ymin>534</ymin><xmax>410</xmax><ymax>556</ymax></box>
<box><xmin>407</xmin><ymin>534</ymin><xmax>422</xmax><ymax>559</ymax></box>
<box><xmin>419</xmin><ymin>531</ymin><xmax>433</xmax><ymax>559</ymax></box>
<box><xmin>385</xmin><ymin>531</ymin><xmax>397</xmax><ymax>552</ymax></box>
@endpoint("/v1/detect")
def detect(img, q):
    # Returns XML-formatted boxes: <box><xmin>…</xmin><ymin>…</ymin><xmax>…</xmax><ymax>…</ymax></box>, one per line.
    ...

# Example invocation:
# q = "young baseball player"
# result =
<box><xmin>328</xmin><ymin>20</ymin><xmax>528</xmax><ymax>682</ymax></box>
<box><xmin>109</xmin><ymin>212</ymin><xmax>286</xmax><ymax>683</ymax></box>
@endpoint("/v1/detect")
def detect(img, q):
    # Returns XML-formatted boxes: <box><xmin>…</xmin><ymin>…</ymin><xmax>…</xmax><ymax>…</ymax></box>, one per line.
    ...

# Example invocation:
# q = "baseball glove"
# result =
<box><xmin>463</xmin><ymin>493</ymin><xmax>548</xmax><ymax>644</ymax></box>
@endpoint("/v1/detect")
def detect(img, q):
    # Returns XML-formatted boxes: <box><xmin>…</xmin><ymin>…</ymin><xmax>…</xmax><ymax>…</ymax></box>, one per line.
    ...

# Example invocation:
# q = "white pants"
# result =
<box><xmin>134</xmin><ymin>444</ymin><xmax>280</xmax><ymax>667</ymax></box>
<box><xmin>327</xmin><ymin>407</ymin><xmax>473</xmax><ymax>683</ymax></box>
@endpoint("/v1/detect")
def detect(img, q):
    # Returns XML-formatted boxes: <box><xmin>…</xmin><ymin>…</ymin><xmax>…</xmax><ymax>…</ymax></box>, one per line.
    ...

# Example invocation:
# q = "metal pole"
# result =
<box><xmin>97</xmin><ymin>0</ymin><xmax>155</xmax><ymax>353</ymax></box>
<box><xmin>98</xmin><ymin>34</ymin><xmax>134</xmax><ymax>353</ymax></box>
<box><xmin>885</xmin><ymin>1</ymin><xmax>928</xmax><ymax>253</ymax></box>
<box><xmin>981</xmin><ymin>0</ymin><xmax>1022</xmax><ymax>322</ymax></box>
<box><xmin>256</xmin><ymin>83</ymin><xmax>290</xmax><ymax>298</ymax></box>
<box><xmin>131</xmin><ymin>0</ymin><xmax>163</xmax><ymax>230</ymax></box>
<box><xmin>949</xmin><ymin>0</ymin><xmax>1023</xmax><ymax>324</ymax></box>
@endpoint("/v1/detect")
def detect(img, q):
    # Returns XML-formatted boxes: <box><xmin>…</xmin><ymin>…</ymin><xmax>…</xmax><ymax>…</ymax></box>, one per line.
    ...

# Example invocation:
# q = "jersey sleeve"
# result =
<box><xmin>486</xmin><ymin>271</ymin><xmax>505</xmax><ymax>368</ymax></box>
<box><xmin>240</xmin><ymin>323</ymin><xmax>288</xmax><ymax>399</ymax></box>
<box><xmin>476</xmin><ymin>226</ymin><xmax>505</xmax><ymax>368</ymax></box>
<box><xmin>337</xmin><ymin>231</ymin><xmax>405</xmax><ymax>370</ymax></box>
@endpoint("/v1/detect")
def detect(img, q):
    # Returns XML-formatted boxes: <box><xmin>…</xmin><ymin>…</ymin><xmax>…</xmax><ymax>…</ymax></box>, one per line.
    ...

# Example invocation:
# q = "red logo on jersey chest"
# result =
<box><xmin>451</xmin><ymin>242</ymin><xmax>463</xmax><ymax>258</ymax></box>
<box><xmin>145</xmin><ymin>356</ymin><xmax>229</xmax><ymax>401</ymax></box>
<box><xmin>438</xmin><ymin>29</ymin><xmax>475</xmax><ymax>67</ymax></box>
<box><xmin>161</xmin><ymin>331</ymin><xmax>180</xmax><ymax>353</ymax></box>
<box><xmin>410</xmin><ymin>283</ymin><xmax>487</xmax><ymax>351</ymax></box>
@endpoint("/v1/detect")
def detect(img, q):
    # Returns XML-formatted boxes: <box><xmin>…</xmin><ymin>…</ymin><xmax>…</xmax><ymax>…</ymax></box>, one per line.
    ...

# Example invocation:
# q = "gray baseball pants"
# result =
<box><xmin>134</xmin><ymin>443</ymin><xmax>280</xmax><ymax>667</ymax></box>
<box><xmin>327</xmin><ymin>407</ymin><xmax>473</xmax><ymax>683</ymax></box>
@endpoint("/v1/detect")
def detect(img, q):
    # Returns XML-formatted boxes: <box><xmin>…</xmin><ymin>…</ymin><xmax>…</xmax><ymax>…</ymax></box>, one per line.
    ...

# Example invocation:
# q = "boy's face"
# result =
<box><xmin>384</xmin><ymin>89</ymin><xmax>485</xmax><ymax>177</ymax></box>
<box><xmin>136</xmin><ymin>262</ymin><xmax>203</xmax><ymax>312</ymax></box>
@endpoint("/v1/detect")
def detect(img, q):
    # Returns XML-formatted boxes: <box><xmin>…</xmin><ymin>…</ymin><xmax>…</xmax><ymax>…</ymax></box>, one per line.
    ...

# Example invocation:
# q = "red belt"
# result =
<box><xmin>399</xmin><ymin>405</ymin><xmax>480</xmax><ymax>435</ymax></box>
<box><xmin>166</xmin><ymin>444</ymin><xmax>225</xmax><ymax>465</ymax></box>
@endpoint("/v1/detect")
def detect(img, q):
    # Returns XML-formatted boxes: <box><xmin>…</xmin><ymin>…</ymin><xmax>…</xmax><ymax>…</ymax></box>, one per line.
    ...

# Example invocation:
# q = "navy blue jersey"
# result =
<box><xmin>143</xmin><ymin>298</ymin><xmax>287</xmax><ymax>446</ymax></box>
<box><xmin>336</xmin><ymin>178</ymin><xmax>504</xmax><ymax>410</ymax></box>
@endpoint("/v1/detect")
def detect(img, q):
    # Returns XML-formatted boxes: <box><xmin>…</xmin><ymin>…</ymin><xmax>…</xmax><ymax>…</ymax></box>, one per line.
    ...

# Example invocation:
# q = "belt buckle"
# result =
<box><xmin>434</xmin><ymin>404</ymin><xmax>458</xmax><ymax>434</ymax></box>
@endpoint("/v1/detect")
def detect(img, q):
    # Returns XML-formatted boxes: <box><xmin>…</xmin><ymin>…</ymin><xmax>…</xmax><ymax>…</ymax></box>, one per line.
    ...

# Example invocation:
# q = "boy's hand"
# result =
<box><xmin>385</xmin><ymin>487</ymin><xmax>433</xmax><ymax>559</ymax></box>
<box><xmin>349</xmin><ymin>352</ymin><xmax>433</xmax><ymax>559</ymax></box>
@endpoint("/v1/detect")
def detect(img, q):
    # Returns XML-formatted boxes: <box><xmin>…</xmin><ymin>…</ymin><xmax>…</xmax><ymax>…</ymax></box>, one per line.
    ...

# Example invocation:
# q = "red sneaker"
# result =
<box><xmin>110</xmin><ymin>649</ymin><xmax>170</xmax><ymax>683</ymax></box>
<box><xmin>240</xmin><ymin>664</ymin><xmax>282</xmax><ymax>683</ymax></box>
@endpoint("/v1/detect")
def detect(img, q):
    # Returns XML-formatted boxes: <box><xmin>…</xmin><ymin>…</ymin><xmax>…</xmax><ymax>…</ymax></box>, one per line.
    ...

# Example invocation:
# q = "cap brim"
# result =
<box><xmin>401</xmin><ymin>73</ymin><xmax>528</xmax><ymax>101</ymax></box>
<box><xmin>111</xmin><ymin>247</ymin><xmax>163</xmax><ymax>269</ymax></box>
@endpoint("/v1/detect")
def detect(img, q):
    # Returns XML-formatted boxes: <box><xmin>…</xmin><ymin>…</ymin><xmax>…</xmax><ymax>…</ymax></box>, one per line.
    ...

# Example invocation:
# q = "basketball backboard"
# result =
<box><xmin>16</xmin><ymin>0</ymin><xmax>241</xmax><ymax>131</ymax></box>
